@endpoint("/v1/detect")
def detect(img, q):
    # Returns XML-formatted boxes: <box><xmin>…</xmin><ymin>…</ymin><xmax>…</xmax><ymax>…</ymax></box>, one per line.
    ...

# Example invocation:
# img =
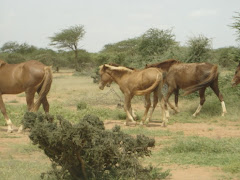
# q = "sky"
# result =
<box><xmin>0</xmin><ymin>0</ymin><xmax>240</xmax><ymax>53</ymax></box>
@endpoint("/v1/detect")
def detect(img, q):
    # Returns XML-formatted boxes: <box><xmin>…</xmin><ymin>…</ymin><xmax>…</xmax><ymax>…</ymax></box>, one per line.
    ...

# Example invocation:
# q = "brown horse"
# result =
<box><xmin>99</xmin><ymin>64</ymin><xmax>167</xmax><ymax>126</ymax></box>
<box><xmin>231</xmin><ymin>62</ymin><xmax>240</xmax><ymax>87</ymax></box>
<box><xmin>146</xmin><ymin>59</ymin><xmax>180</xmax><ymax>111</ymax></box>
<box><xmin>146</xmin><ymin>60</ymin><xmax>227</xmax><ymax>117</ymax></box>
<box><xmin>0</xmin><ymin>60</ymin><xmax>52</xmax><ymax>132</ymax></box>
<box><xmin>99</xmin><ymin>64</ymin><xmax>167</xmax><ymax>122</ymax></box>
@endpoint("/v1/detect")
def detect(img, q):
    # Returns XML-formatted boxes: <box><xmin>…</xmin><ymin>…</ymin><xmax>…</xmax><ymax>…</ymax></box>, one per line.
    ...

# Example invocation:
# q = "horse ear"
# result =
<box><xmin>0</xmin><ymin>60</ymin><xmax>6</xmax><ymax>67</ymax></box>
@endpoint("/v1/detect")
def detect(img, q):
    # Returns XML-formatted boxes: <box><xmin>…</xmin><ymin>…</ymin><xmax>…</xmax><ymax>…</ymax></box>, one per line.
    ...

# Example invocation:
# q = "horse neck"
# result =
<box><xmin>157</xmin><ymin>61</ymin><xmax>179</xmax><ymax>72</ymax></box>
<box><xmin>107</xmin><ymin>69</ymin><xmax>131</xmax><ymax>85</ymax></box>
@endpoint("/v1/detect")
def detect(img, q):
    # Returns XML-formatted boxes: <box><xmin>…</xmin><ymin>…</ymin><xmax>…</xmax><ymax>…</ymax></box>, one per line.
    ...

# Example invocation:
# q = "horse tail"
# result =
<box><xmin>134</xmin><ymin>73</ymin><xmax>162</xmax><ymax>96</ymax></box>
<box><xmin>183</xmin><ymin>65</ymin><xmax>218</xmax><ymax>96</ymax></box>
<box><xmin>32</xmin><ymin>66</ymin><xmax>53</xmax><ymax>112</ymax></box>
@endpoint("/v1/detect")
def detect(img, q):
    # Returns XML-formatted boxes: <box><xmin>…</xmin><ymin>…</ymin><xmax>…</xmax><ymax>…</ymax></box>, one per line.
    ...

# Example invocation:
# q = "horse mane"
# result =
<box><xmin>108</xmin><ymin>63</ymin><xmax>136</xmax><ymax>70</ymax></box>
<box><xmin>103</xmin><ymin>64</ymin><xmax>133</xmax><ymax>72</ymax></box>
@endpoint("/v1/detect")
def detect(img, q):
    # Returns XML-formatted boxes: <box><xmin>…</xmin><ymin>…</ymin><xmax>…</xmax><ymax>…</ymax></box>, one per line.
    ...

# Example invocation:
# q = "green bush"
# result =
<box><xmin>22</xmin><ymin>112</ymin><xmax>170</xmax><ymax>180</ymax></box>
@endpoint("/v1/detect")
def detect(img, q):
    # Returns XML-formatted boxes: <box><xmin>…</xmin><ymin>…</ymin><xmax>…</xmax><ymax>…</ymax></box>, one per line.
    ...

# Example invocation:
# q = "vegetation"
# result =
<box><xmin>22</xmin><ymin>112</ymin><xmax>169</xmax><ymax>180</ymax></box>
<box><xmin>231</xmin><ymin>11</ymin><xmax>240</xmax><ymax>42</ymax></box>
<box><xmin>0</xmin><ymin>74</ymin><xmax>240</xmax><ymax>179</ymax></box>
<box><xmin>1</xmin><ymin>25</ymin><xmax>239</xmax><ymax>73</ymax></box>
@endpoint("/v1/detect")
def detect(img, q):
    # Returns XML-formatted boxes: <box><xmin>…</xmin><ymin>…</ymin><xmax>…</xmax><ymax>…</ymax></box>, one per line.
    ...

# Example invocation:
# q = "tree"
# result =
<box><xmin>49</xmin><ymin>25</ymin><xmax>86</xmax><ymax>71</ymax></box>
<box><xmin>138</xmin><ymin>28</ymin><xmax>176</xmax><ymax>57</ymax></box>
<box><xmin>1</xmin><ymin>41</ymin><xmax>37</xmax><ymax>54</ymax></box>
<box><xmin>231</xmin><ymin>11</ymin><xmax>240</xmax><ymax>42</ymax></box>
<box><xmin>1</xmin><ymin>41</ymin><xmax>20</xmax><ymax>53</ymax></box>
<box><xmin>101</xmin><ymin>38</ymin><xmax>140</xmax><ymax>56</ymax></box>
<box><xmin>186</xmin><ymin>35</ymin><xmax>212</xmax><ymax>63</ymax></box>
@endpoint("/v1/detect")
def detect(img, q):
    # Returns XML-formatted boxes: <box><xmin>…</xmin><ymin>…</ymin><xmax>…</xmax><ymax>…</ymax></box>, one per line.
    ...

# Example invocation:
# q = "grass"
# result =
<box><xmin>151</xmin><ymin>136</ymin><xmax>240</xmax><ymax>174</ymax></box>
<box><xmin>1</xmin><ymin>71</ymin><xmax>240</xmax><ymax>179</ymax></box>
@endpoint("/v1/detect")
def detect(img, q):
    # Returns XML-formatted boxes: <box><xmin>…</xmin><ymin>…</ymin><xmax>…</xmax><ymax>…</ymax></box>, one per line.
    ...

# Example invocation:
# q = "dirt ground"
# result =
<box><xmin>1</xmin><ymin>116</ymin><xmax>239</xmax><ymax>180</ymax></box>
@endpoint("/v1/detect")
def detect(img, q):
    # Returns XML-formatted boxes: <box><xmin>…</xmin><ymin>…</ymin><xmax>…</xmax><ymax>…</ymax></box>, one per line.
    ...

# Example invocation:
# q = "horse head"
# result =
<box><xmin>98</xmin><ymin>64</ymin><xmax>114</xmax><ymax>90</ymax></box>
<box><xmin>98</xmin><ymin>64</ymin><xmax>133</xmax><ymax>90</ymax></box>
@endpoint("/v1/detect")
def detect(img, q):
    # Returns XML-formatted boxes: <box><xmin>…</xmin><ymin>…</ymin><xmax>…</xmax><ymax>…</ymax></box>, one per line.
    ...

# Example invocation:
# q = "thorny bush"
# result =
<box><xmin>22</xmin><ymin>112</ymin><xmax>170</xmax><ymax>180</ymax></box>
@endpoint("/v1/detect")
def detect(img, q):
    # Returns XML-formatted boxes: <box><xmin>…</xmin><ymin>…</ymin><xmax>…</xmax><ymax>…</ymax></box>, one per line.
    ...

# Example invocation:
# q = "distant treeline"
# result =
<box><xmin>1</xmin><ymin>28</ymin><xmax>240</xmax><ymax>73</ymax></box>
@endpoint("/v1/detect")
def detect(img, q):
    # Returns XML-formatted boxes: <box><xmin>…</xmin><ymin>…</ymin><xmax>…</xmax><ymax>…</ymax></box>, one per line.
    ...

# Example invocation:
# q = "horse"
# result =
<box><xmin>146</xmin><ymin>60</ymin><xmax>227</xmax><ymax>117</ymax></box>
<box><xmin>99</xmin><ymin>64</ymin><xmax>167</xmax><ymax>126</ymax></box>
<box><xmin>231</xmin><ymin>62</ymin><xmax>240</xmax><ymax>87</ymax></box>
<box><xmin>146</xmin><ymin>59</ymin><xmax>180</xmax><ymax>111</ymax></box>
<box><xmin>0</xmin><ymin>60</ymin><xmax>53</xmax><ymax>133</ymax></box>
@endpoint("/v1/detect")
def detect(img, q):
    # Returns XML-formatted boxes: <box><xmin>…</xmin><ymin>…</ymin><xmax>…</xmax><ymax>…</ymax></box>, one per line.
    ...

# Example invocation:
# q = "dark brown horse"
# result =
<box><xmin>99</xmin><ymin>64</ymin><xmax>167</xmax><ymax>126</ymax></box>
<box><xmin>231</xmin><ymin>62</ymin><xmax>240</xmax><ymax>87</ymax></box>
<box><xmin>0</xmin><ymin>60</ymin><xmax>52</xmax><ymax>132</ymax></box>
<box><xmin>146</xmin><ymin>60</ymin><xmax>227</xmax><ymax>117</ymax></box>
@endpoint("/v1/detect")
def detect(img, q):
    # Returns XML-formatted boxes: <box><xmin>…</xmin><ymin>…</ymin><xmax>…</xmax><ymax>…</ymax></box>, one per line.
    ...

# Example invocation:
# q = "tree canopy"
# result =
<box><xmin>49</xmin><ymin>25</ymin><xmax>86</xmax><ymax>71</ymax></box>
<box><xmin>231</xmin><ymin>11</ymin><xmax>240</xmax><ymax>42</ymax></box>
<box><xmin>138</xmin><ymin>28</ymin><xmax>176</xmax><ymax>57</ymax></box>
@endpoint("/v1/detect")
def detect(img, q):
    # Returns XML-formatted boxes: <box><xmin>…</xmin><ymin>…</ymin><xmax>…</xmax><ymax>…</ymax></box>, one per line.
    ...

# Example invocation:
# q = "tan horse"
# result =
<box><xmin>99</xmin><ymin>64</ymin><xmax>167</xmax><ymax>126</ymax></box>
<box><xmin>147</xmin><ymin>60</ymin><xmax>227</xmax><ymax>117</ymax></box>
<box><xmin>231</xmin><ymin>62</ymin><xmax>240</xmax><ymax>87</ymax></box>
<box><xmin>99</xmin><ymin>64</ymin><xmax>165</xmax><ymax>122</ymax></box>
<box><xmin>0</xmin><ymin>60</ymin><xmax>52</xmax><ymax>132</ymax></box>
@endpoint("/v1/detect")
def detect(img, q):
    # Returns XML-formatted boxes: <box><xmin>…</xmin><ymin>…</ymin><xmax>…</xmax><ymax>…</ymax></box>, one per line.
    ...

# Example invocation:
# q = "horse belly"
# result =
<box><xmin>1</xmin><ymin>85</ymin><xmax>25</xmax><ymax>94</ymax></box>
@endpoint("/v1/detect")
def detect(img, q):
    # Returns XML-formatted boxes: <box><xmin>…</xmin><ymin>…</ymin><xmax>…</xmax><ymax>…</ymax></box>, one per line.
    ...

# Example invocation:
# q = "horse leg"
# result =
<box><xmin>174</xmin><ymin>88</ymin><xmax>180</xmax><ymax>112</ymax></box>
<box><xmin>25</xmin><ymin>90</ymin><xmax>35</xmax><ymax>111</ymax></box>
<box><xmin>146</xmin><ymin>90</ymin><xmax>159</xmax><ymax>124</ymax></box>
<box><xmin>0</xmin><ymin>94</ymin><xmax>13</xmax><ymax>133</ymax></box>
<box><xmin>158</xmin><ymin>84</ymin><xmax>168</xmax><ymax>127</ymax></box>
<box><xmin>193</xmin><ymin>88</ymin><xmax>206</xmax><ymax>117</ymax></box>
<box><xmin>210</xmin><ymin>80</ymin><xmax>227</xmax><ymax>116</ymax></box>
<box><xmin>17</xmin><ymin>90</ymin><xmax>36</xmax><ymax>133</ymax></box>
<box><xmin>124</xmin><ymin>95</ymin><xmax>136</xmax><ymax>126</ymax></box>
<box><xmin>140</xmin><ymin>94</ymin><xmax>151</xmax><ymax>125</ymax></box>
<box><xmin>160</xmin><ymin>97</ymin><xmax>168</xmax><ymax>127</ymax></box>
<box><xmin>164</xmin><ymin>87</ymin><xmax>178</xmax><ymax>116</ymax></box>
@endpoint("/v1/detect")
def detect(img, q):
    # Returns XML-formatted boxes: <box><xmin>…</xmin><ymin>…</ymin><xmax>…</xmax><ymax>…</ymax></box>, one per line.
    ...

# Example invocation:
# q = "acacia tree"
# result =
<box><xmin>49</xmin><ymin>25</ymin><xmax>85</xmax><ymax>71</ymax></box>
<box><xmin>231</xmin><ymin>11</ymin><xmax>240</xmax><ymax>42</ymax></box>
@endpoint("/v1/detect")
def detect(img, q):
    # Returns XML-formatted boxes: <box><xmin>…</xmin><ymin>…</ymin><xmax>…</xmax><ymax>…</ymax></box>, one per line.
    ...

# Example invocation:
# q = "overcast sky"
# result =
<box><xmin>1</xmin><ymin>0</ymin><xmax>240</xmax><ymax>52</ymax></box>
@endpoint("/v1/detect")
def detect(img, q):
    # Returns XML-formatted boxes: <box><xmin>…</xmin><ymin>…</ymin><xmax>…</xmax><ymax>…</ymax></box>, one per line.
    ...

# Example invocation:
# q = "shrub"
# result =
<box><xmin>22</xmin><ymin>112</ymin><xmax>169</xmax><ymax>180</ymax></box>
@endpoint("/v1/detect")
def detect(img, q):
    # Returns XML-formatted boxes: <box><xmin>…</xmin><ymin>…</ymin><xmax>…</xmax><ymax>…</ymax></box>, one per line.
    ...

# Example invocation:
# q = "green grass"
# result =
<box><xmin>0</xmin><ymin>159</ymin><xmax>50</xmax><ymax>180</ymax></box>
<box><xmin>152</xmin><ymin>136</ymin><xmax>240</xmax><ymax>174</ymax></box>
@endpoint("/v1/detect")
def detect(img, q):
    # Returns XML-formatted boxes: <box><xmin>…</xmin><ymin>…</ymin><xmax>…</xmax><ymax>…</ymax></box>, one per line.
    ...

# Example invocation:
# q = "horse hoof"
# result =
<box><xmin>124</xmin><ymin>122</ymin><xmax>129</xmax><ymax>126</ymax></box>
<box><xmin>162</xmin><ymin>122</ymin><xmax>167</xmax><ymax>127</ymax></box>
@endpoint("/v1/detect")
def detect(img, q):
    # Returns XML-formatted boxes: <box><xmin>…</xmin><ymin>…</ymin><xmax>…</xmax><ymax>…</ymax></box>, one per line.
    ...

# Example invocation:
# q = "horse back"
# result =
<box><xmin>167</xmin><ymin>62</ymin><xmax>217</xmax><ymax>89</ymax></box>
<box><xmin>0</xmin><ymin>60</ymin><xmax>47</xmax><ymax>94</ymax></box>
<box><xmin>126</xmin><ymin>68</ymin><xmax>162</xmax><ymax>91</ymax></box>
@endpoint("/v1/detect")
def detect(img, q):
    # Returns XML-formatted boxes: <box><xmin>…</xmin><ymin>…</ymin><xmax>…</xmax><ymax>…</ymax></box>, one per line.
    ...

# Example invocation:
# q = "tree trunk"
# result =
<box><xmin>74</xmin><ymin>50</ymin><xmax>80</xmax><ymax>71</ymax></box>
